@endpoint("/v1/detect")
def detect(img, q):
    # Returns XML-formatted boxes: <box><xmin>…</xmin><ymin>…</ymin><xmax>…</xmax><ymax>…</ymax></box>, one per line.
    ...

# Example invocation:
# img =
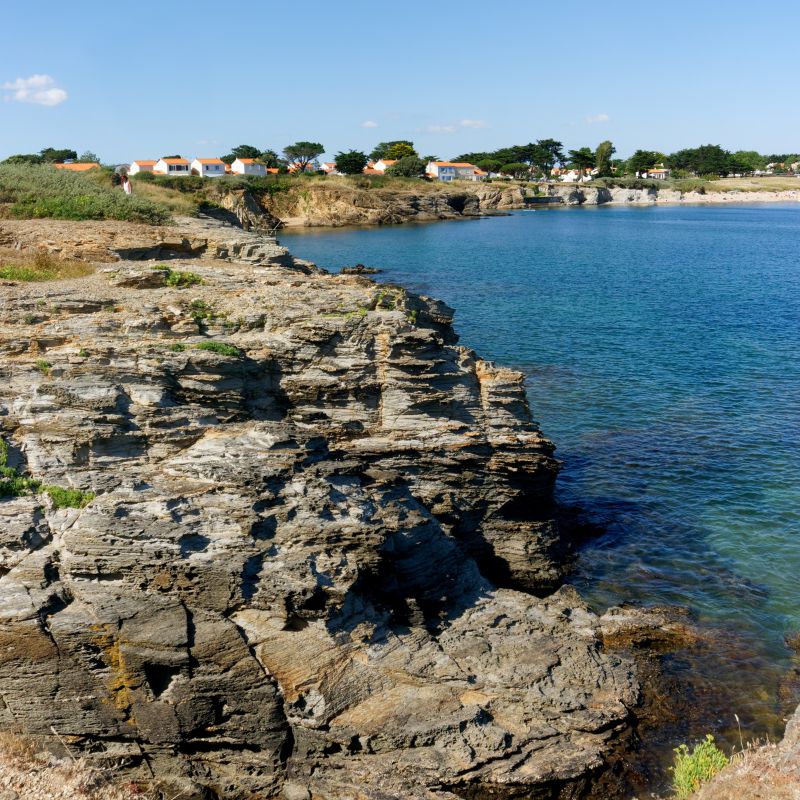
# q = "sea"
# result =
<box><xmin>282</xmin><ymin>204</ymin><xmax>800</xmax><ymax>758</ymax></box>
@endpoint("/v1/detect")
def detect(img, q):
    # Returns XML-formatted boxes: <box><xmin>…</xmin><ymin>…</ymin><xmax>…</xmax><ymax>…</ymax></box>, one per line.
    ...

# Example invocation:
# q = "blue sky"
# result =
<box><xmin>1</xmin><ymin>0</ymin><xmax>797</xmax><ymax>163</ymax></box>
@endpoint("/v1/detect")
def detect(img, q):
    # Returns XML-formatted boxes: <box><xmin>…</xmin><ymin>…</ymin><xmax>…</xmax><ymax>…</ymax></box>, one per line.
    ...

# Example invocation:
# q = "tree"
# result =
<box><xmin>386</xmin><ymin>156</ymin><xmax>427</xmax><ymax>177</ymax></box>
<box><xmin>534</xmin><ymin>139</ymin><xmax>565</xmax><ymax>171</ymax></box>
<box><xmin>732</xmin><ymin>150</ymin><xmax>767</xmax><ymax>174</ymax></box>
<box><xmin>595</xmin><ymin>140</ymin><xmax>616</xmax><ymax>176</ymax></box>
<box><xmin>384</xmin><ymin>142</ymin><xmax>418</xmax><ymax>160</ymax></box>
<box><xmin>259</xmin><ymin>149</ymin><xmax>281</xmax><ymax>168</ymax></box>
<box><xmin>79</xmin><ymin>151</ymin><xmax>99</xmax><ymax>163</ymax></box>
<box><xmin>335</xmin><ymin>150</ymin><xmax>368</xmax><ymax>175</ymax></box>
<box><xmin>39</xmin><ymin>147</ymin><xmax>77</xmax><ymax>163</ymax></box>
<box><xmin>627</xmin><ymin>150</ymin><xmax>664</xmax><ymax>175</ymax></box>
<box><xmin>369</xmin><ymin>140</ymin><xmax>415</xmax><ymax>161</ymax></box>
<box><xmin>476</xmin><ymin>159</ymin><xmax>503</xmax><ymax>175</ymax></box>
<box><xmin>283</xmin><ymin>141</ymin><xmax>325</xmax><ymax>172</ymax></box>
<box><xmin>667</xmin><ymin>144</ymin><xmax>732</xmax><ymax>176</ymax></box>
<box><xmin>2</xmin><ymin>153</ymin><xmax>43</xmax><ymax>165</ymax></box>
<box><xmin>499</xmin><ymin>162</ymin><xmax>531</xmax><ymax>179</ymax></box>
<box><xmin>567</xmin><ymin>147</ymin><xmax>595</xmax><ymax>171</ymax></box>
<box><xmin>221</xmin><ymin>144</ymin><xmax>262</xmax><ymax>164</ymax></box>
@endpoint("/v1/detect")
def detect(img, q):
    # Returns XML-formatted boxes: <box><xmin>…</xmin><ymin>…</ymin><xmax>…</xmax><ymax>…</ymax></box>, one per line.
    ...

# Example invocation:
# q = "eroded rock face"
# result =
<box><xmin>0</xmin><ymin>221</ymin><xmax>638</xmax><ymax>799</ymax></box>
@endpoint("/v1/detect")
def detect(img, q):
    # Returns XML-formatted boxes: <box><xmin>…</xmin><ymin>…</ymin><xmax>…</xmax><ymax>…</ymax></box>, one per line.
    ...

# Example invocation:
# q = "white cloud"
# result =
<box><xmin>2</xmin><ymin>74</ymin><xmax>67</xmax><ymax>106</ymax></box>
<box><xmin>361</xmin><ymin>120</ymin><xmax>378</xmax><ymax>128</ymax></box>
<box><xmin>586</xmin><ymin>113</ymin><xmax>610</xmax><ymax>124</ymax></box>
<box><xmin>460</xmin><ymin>119</ymin><xmax>489</xmax><ymax>129</ymax></box>
<box><xmin>427</xmin><ymin>124</ymin><xmax>457</xmax><ymax>134</ymax></box>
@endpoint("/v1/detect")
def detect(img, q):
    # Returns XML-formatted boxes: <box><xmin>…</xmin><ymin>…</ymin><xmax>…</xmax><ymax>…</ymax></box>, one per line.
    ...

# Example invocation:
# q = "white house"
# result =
<box><xmin>129</xmin><ymin>160</ymin><xmax>156</xmax><ymax>175</ymax></box>
<box><xmin>373</xmin><ymin>159</ymin><xmax>397</xmax><ymax>173</ymax></box>
<box><xmin>647</xmin><ymin>168</ymin><xmax>671</xmax><ymax>180</ymax></box>
<box><xmin>231</xmin><ymin>158</ymin><xmax>267</xmax><ymax>176</ymax></box>
<box><xmin>559</xmin><ymin>169</ymin><xmax>593</xmax><ymax>183</ymax></box>
<box><xmin>153</xmin><ymin>157</ymin><xmax>191</xmax><ymax>176</ymax></box>
<box><xmin>425</xmin><ymin>161</ymin><xmax>481</xmax><ymax>182</ymax></box>
<box><xmin>320</xmin><ymin>162</ymin><xmax>341</xmax><ymax>175</ymax></box>
<box><xmin>191</xmin><ymin>158</ymin><xmax>226</xmax><ymax>177</ymax></box>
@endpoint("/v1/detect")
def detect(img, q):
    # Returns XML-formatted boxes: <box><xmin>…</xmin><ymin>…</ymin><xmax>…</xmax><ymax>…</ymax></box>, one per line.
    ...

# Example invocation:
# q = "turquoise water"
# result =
<box><xmin>282</xmin><ymin>205</ymin><xmax>800</xmax><ymax>741</ymax></box>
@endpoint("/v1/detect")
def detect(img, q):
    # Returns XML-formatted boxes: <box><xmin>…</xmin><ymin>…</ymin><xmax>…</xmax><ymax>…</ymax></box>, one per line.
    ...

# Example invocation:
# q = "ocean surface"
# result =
<box><xmin>282</xmin><ymin>205</ymin><xmax>800</xmax><ymax>747</ymax></box>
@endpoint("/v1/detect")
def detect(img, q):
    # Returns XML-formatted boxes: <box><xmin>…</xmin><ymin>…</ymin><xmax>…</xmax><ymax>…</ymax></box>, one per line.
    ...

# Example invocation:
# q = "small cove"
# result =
<box><xmin>283</xmin><ymin>204</ymin><xmax>800</xmax><ymax>759</ymax></box>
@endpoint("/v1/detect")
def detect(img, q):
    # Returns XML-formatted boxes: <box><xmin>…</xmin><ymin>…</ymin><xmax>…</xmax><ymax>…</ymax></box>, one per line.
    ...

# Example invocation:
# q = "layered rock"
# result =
<box><xmin>0</xmin><ymin>220</ymin><xmax>639</xmax><ymax>799</ymax></box>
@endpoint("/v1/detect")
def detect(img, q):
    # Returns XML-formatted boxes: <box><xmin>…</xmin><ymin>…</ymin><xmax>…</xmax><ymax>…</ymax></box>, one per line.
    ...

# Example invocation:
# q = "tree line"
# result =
<box><xmin>455</xmin><ymin>141</ymin><xmax>800</xmax><ymax>178</ymax></box>
<box><xmin>5</xmin><ymin>141</ymin><xmax>799</xmax><ymax>180</ymax></box>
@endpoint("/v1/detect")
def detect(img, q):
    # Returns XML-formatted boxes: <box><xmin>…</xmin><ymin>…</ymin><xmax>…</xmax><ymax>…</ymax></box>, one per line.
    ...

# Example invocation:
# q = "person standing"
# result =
<box><xmin>121</xmin><ymin>173</ymin><xmax>132</xmax><ymax>195</ymax></box>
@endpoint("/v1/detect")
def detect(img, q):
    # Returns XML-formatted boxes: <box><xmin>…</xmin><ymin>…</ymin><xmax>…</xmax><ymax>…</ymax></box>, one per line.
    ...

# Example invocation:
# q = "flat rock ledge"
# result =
<box><xmin>0</xmin><ymin>220</ymin><xmax>638</xmax><ymax>799</ymax></box>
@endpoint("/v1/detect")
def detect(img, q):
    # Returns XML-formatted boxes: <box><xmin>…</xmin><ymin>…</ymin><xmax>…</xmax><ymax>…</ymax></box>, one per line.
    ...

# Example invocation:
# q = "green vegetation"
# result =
<box><xmin>283</xmin><ymin>141</ymin><xmax>325</xmax><ymax>172</ymax></box>
<box><xmin>34</xmin><ymin>359</ymin><xmax>51</xmax><ymax>374</ymax></box>
<box><xmin>0</xmin><ymin>437</ymin><xmax>94</xmax><ymax>507</ymax></box>
<box><xmin>386</xmin><ymin>157</ymin><xmax>427</xmax><ymax>178</ymax></box>
<box><xmin>370</xmin><ymin>141</ymin><xmax>418</xmax><ymax>161</ymax></box>
<box><xmin>0</xmin><ymin>164</ymin><xmax>170</xmax><ymax>224</ymax></box>
<box><xmin>151</xmin><ymin>265</ymin><xmax>203</xmax><ymax>288</ymax></box>
<box><xmin>0</xmin><ymin>248</ymin><xmax>94</xmax><ymax>283</ymax></box>
<box><xmin>335</xmin><ymin>150</ymin><xmax>369</xmax><ymax>175</ymax></box>
<box><xmin>671</xmin><ymin>734</ymin><xmax>729</xmax><ymax>798</ymax></box>
<box><xmin>43</xmin><ymin>485</ymin><xmax>96</xmax><ymax>509</ymax></box>
<box><xmin>167</xmin><ymin>342</ymin><xmax>187</xmax><ymax>352</ymax></box>
<box><xmin>194</xmin><ymin>341</ymin><xmax>241</xmax><ymax>357</ymax></box>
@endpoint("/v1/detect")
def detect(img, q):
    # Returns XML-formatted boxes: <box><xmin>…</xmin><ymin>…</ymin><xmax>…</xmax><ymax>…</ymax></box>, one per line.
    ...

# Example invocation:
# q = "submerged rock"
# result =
<box><xmin>0</xmin><ymin>219</ymin><xmax>639</xmax><ymax>798</ymax></box>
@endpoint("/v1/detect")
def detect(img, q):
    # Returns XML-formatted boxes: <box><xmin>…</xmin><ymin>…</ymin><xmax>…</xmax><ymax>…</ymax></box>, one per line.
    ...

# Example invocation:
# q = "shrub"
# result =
<box><xmin>0</xmin><ymin>248</ymin><xmax>94</xmax><ymax>282</ymax></box>
<box><xmin>0</xmin><ymin>164</ymin><xmax>171</xmax><ymax>224</ymax></box>
<box><xmin>671</xmin><ymin>734</ymin><xmax>728</xmax><ymax>798</ymax></box>
<box><xmin>43</xmin><ymin>485</ymin><xmax>95</xmax><ymax>509</ymax></box>
<box><xmin>34</xmin><ymin>359</ymin><xmax>51</xmax><ymax>374</ymax></box>
<box><xmin>194</xmin><ymin>341</ymin><xmax>241</xmax><ymax>357</ymax></box>
<box><xmin>151</xmin><ymin>265</ymin><xmax>203</xmax><ymax>287</ymax></box>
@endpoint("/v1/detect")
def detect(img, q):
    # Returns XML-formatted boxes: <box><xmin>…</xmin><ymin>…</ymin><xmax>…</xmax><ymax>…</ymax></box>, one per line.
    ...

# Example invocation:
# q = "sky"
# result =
<box><xmin>1</xmin><ymin>0</ymin><xmax>798</xmax><ymax>164</ymax></box>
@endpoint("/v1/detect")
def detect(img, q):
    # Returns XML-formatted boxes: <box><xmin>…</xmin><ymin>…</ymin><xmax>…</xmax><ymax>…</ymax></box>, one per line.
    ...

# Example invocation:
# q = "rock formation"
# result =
<box><xmin>0</xmin><ymin>218</ymin><xmax>641</xmax><ymax>799</ymax></box>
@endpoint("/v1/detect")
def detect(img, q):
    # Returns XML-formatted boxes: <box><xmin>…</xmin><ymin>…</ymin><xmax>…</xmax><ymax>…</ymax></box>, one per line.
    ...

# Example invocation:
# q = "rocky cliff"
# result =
<box><xmin>247</xmin><ymin>183</ymin><xmax>525</xmax><ymax>227</ymax></box>
<box><xmin>0</xmin><ymin>218</ymin><xmax>648</xmax><ymax>800</ymax></box>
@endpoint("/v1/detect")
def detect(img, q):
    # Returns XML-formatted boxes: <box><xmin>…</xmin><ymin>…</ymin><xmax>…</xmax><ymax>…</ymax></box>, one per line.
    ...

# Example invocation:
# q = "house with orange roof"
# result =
<box><xmin>129</xmin><ymin>160</ymin><xmax>156</xmax><ymax>175</ymax></box>
<box><xmin>191</xmin><ymin>157</ymin><xmax>226</xmax><ymax>177</ymax></box>
<box><xmin>231</xmin><ymin>157</ymin><xmax>267</xmax><ymax>176</ymax></box>
<box><xmin>372</xmin><ymin>159</ymin><xmax>397</xmax><ymax>174</ymax></box>
<box><xmin>153</xmin><ymin>157</ymin><xmax>191</xmax><ymax>176</ymax></box>
<box><xmin>425</xmin><ymin>161</ymin><xmax>481</xmax><ymax>182</ymax></box>
<box><xmin>54</xmin><ymin>162</ymin><xmax>100</xmax><ymax>172</ymax></box>
<box><xmin>320</xmin><ymin>162</ymin><xmax>340</xmax><ymax>175</ymax></box>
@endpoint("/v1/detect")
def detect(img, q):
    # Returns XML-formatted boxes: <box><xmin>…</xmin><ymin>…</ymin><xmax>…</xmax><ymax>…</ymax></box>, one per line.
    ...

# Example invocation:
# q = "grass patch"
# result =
<box><xmin>150</xmin><ymin>265</ymin><xmax>203</xmax><ymax>288</ymax></box>
<box><xmin>671</xmin><ymin>734</ymin><xmax>729</xmax><ymax>798</ymax></box>
<box><xmin>0</xmin><ymin>436</ymin><xmax>95</xmax><ymax>507</ymax></box>
<box><xmin>167</xmin><ymin>342</ymin><xmax>187</xmax><ymax>352</ymax></box>
<box><xmin>34</xmin><ymin>359</ymin><xmax>51</xmax><ymax>375</ymax></box>
<box><xmin>0</xmin><ymin>248</ymin><xmax>94</xmax><ymax>282</ymax></box>
<box><xmin>194</xmin><ymin>341</ymin><xmax>241</xmax><ymax>357</ymax></box>
<box><xmin>0</xmin><ymin>164</ymin><xmax>171</xmax><ymax>224</ymax></box>
<box><xmin>42</xmin><ymin>485</ymin><xmax>95</xmax><ymax>509</ymax></box>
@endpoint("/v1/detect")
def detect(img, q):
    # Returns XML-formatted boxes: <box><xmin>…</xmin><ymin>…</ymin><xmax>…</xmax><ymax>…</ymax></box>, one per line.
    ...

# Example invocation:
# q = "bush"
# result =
<box><xmin>42</xmin><ymin>485</ymin><xmax>95</xmax><ymax>509</ymax></box>
<box><xmin>194</xmin><ymin>341</ymin><xmax>241</xmax><ymax>357</ymax></box>
<box><xmin>671</xmin><ymin>734</ymin><xmax>728</xmax><ymax>798</ymax></box>
<box><xmin>0</xmin><ymin>164</ymin><xmax>171</xmax><ymax>224</ymax></box>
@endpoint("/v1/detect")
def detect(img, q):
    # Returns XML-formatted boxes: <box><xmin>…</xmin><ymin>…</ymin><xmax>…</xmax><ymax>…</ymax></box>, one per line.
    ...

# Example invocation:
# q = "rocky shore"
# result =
<box><xmin>222</xmin><ymin>181</ymin><xmax>800</xmax><ymax>229</ymax></box>
<box><xmin>0</xmin><ymin>216</ymin><xmax>643</xmax><ymax>799</ymax></box>
<box><xmin>0</xmin><ymin>217</ymin><xmax>795</xmax><ymax>799</ymax></box>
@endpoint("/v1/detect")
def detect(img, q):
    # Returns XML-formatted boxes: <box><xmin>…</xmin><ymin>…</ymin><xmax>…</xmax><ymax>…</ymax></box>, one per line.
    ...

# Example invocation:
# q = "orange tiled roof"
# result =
<box><xmin>195</xmin><ymin>158</ymin><xmax>224</xmax><ymax>164</ymax></box>
<box><xmin>161</xmin><ymin>157</ymin><xmax>189</xmax><ymax>164</ymax></box>
<box><xmin>431</xmin><ymin>161</ymin><xmax>476</xmax><ymax>168</ymax></box>
<box><xmin>54</xmin><ymin>162</ymin><xmax>100</xmax><ymax>171</ymax></box>
<box><xmin>237</xmin><ymin>158</ymin><xmax>259</xmax><ymax>164</ymax></box>
<box><xmin>131</xmin><ymin>160</ymin><xmax>157</xmax><ymax>166</ymax></box>
<box><xmin>362</xmin><ymin>168</ymin><xmax>382</xmax><ymax>175</ymax></box>
<box><xmin>266</xmin><ymin>168</ymin><xmax>279</xmax><ymax>174</ymax></box>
